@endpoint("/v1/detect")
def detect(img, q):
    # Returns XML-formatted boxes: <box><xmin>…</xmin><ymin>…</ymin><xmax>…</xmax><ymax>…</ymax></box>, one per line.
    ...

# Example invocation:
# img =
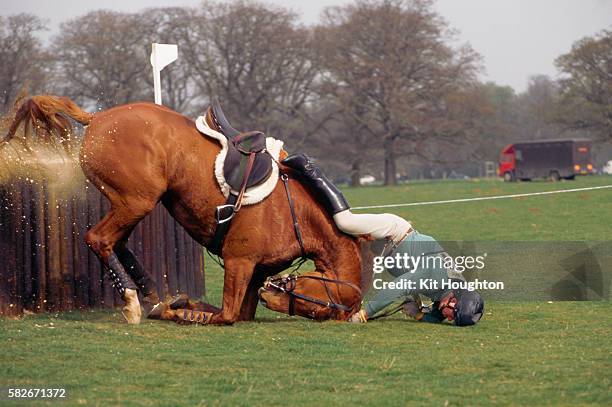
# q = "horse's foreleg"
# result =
<box><xmin>155</xmin><ymin>263</ymin><xmax>262</xmax><ymax>325</ymax></box>
<box><xmin>208</xmin><ymin>258</ymin><xmax>257</xmax><ymax>325</ymax></box>
<box><xmin>237</xmin><ymin>269</ymin><xmax>267</xmax><ymax>321</ymax></box>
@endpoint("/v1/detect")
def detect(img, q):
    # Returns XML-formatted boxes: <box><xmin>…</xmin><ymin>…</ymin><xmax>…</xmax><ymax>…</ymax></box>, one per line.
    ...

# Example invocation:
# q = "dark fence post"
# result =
<box><xmin>0</xmin><ymin>176</ymin><xmax>205</xmax><ymax>316</ymax></box>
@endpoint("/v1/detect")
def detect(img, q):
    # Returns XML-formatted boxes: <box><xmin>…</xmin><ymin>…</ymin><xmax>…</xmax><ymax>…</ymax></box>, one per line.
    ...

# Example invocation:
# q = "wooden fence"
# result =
<box><xmin>0</xmin><ymin>177</ymin><xmax>205</xmax><ymax>316</ymax></box>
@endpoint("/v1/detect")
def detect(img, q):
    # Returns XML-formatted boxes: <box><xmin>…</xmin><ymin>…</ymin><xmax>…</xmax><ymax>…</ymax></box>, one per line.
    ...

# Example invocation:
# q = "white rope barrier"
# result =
<box><xmin>351</xmin><ymin>184</ymin><xmax>612</xmax><ymax>210</ymax></box>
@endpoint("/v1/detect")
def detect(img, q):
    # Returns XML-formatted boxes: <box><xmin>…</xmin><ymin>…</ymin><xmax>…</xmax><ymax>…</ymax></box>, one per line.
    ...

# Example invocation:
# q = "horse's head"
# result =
<box><xmin>258</xmin><ymin>272</ymin><xmax>361</xmax><ymax>320</ymax></box>
<box><xmin>258</xmin><ymin>240</ymin><xmax>374</xmax><ymax>320</ymax></box>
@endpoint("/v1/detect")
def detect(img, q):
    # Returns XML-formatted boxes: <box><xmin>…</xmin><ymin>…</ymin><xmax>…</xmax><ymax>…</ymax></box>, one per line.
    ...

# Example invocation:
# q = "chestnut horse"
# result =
<box><xmin>4</xmin><ymin>95</ymin><xmax>364</xmax><ymax>324</ymax></box>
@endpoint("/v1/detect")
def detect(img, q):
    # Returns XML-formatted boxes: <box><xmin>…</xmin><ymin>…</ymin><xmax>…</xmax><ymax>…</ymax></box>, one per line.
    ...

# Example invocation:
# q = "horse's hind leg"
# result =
<box><xmin>85</xmin><ymin>201</ymin><xmax>156</xmax><ymax>324</ymax></box>
<box><xmin>114</xmin><ymin>240</ymin><xmax>160</xmax><ymax>306</ymax></box>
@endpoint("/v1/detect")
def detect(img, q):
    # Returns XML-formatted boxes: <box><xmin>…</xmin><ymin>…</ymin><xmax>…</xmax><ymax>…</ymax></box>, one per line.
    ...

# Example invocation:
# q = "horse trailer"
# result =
<box><xmin>498</xmin><ymin>139</ymin><xmax>593</xmax><ymax>181</ymax></box>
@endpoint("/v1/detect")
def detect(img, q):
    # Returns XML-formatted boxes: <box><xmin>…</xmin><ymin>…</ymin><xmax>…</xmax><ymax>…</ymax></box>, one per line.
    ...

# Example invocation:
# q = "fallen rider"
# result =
<box><xmin>281</xmin><ymin>154</ymin><xmax>484</xmax><ymax>327</ymax></box>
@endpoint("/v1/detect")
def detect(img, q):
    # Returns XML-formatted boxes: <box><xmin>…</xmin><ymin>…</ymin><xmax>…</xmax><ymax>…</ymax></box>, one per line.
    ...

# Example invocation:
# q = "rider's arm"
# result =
<box><xmin>416</xmin><ymin>312</ymin><xmax>445</xmax><ymax>323</ymax></box>
<box><xmin>414</xmin><ymin>306</ymin><xmax>445</xmax><ymax>323</ymax></box>
<box><xmin>404</xmin><ymin>298</ymin><xmax>445</xmax><ymax>323</ymax></box>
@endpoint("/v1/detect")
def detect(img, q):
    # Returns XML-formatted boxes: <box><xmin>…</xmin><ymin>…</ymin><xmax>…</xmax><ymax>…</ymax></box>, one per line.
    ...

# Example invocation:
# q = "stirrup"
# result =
<box><xmin>215</xmin><ymin>204</ymin><xmax>236</xmax><ymax>224</ymax></box>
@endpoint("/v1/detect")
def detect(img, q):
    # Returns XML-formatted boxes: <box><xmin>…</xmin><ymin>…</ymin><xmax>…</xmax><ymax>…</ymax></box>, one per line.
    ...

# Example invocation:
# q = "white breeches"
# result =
<box><xmin>333</xmin><ymin>210</ymin><xmax>412</xmax><ymax>243</ymax></box>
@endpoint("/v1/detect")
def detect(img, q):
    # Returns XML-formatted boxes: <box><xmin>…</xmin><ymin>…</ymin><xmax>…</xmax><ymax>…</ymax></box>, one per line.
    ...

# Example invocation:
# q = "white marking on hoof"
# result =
<box><xmin>121</xmin><ymin>288</ymin><xmax>142</xmax><ymax>324</ymax></box>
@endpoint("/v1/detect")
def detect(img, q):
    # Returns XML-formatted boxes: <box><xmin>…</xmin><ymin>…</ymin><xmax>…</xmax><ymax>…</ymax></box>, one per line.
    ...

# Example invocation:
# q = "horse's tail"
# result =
<box><xmin>3</xmin><ymin>95</ymin><xmax>94</xmax><ymax>148</ymax></box>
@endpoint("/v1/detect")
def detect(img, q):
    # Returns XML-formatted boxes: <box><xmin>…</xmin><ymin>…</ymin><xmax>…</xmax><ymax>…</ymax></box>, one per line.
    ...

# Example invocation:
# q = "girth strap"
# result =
<box><xmin>209</xmin><ymin>151</ymin><xmax>257</xmax><ymax>255</ymax></box>
<box><xmin>209</xmin><ymin>194</ymin><xmax>238</xmax><ymax>255</ymax></box>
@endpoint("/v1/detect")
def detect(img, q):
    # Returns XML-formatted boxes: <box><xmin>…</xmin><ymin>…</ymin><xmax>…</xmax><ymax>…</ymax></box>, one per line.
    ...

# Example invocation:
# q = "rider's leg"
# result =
<box><xmin>282</xmin><ymin>153</ymin><xmax>349</xmax><ymax>214</ymax></box>
<box><xmin>282</xmin><ymin>153</ymin><xmax>411</xmax><ymax>243</ymax></box>
<box><xmin>333</xmin><ymin>210</ymin><xmax>412</xmax><ymax>244</ymax></box>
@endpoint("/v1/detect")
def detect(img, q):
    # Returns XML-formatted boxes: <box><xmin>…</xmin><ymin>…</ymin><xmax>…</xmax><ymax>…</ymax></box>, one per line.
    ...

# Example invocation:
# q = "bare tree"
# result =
<box><xmin>316</xmin><ymin>0</ymin><xmax>481</xmax><ymax>185</ymax></box>
<box><xmin>475</xmin><ymin>83</ymin><xmax>520</xmax><ymax>159</ymax></box>
<box><xmin>52</xmin><ymin>11</ymin><xmax>151</xmax><ymax>109</ymax></box>
<box><xmin>514</xmin><ymin>75</ymin><xmax>562</xmax><ymax>140</ymax></box>
<box><xmin>305</xmin><ymin>95</ymin><xmax>381</xmax><ymax>185</ymax></box>
<box><xmin>555</xmin><ymin>29</ymin><xmax>612</xmax><ymax>139</ymax></box>
<box><xmin>0</xmin><ymin>14</ymin><xmax>48</xmax><ymax>114</ymax></box>
<box><xmin>140</xmin><ymin>7</ymin><xmax>200</xmax><ymax>114</ymax></box>
<box><xmin>177</xmin><ymin>0</ymin><xmax>318</xmax><ymax>137</ymax></box>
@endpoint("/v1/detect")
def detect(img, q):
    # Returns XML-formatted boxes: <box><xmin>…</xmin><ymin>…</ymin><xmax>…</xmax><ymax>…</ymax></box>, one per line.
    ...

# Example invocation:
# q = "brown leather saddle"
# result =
<box><xmin>205</xmin><ymin>100</ymin><xmax>274</xmax><ymax>254</ymax></box>
<box><xmin>206</xmin><ymin>100</ymin><xmax>272</xmax><ymax>191</ymax></box>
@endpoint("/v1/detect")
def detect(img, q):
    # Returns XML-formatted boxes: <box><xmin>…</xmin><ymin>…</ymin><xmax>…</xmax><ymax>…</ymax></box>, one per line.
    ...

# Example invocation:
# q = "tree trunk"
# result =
<box><xmin>383</xmin><ymin>137</ymin><xmax>397</xmax><ymax>186</ymax></box>
<box><xmin>350</xmin><ymin>160</ymin><xmax>361</xmax><ymax>187</ymax></box>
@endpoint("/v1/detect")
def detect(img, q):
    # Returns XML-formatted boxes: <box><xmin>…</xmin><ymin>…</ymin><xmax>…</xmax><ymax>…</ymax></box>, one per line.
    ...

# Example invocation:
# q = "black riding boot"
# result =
<box><xmin>282</xmin><ymin>153</ymin><xmax>350</xmax><ymax>214</ymax></box>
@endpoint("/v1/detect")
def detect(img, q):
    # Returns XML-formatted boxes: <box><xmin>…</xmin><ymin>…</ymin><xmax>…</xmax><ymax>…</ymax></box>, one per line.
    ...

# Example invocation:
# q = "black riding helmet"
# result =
<box><xmin>451</xmin><ymin>287</ymin><xmax>485</xmax><ymax>326</ymax></box>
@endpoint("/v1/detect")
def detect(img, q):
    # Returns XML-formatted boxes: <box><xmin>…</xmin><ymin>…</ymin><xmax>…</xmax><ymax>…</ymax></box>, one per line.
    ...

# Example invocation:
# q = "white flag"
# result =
<box><xmin>150</xmin><ymin>43</ymin><xmax>178</xmax><ymax>105</ymax></box>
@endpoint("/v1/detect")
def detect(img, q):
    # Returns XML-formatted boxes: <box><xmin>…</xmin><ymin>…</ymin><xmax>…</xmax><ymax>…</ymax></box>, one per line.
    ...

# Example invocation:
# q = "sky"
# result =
<box><xmin>2</xmin><ymin>0</ymin><xmax>611</xmax><ymax>93</ymax></box>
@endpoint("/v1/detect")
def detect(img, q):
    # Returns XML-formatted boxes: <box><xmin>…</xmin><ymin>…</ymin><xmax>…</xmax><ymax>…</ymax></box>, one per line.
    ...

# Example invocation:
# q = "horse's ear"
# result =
<box><xmin>205</xmin><ymin>106</ymin><xmax>221</xmax><ymax>132</ymax></box>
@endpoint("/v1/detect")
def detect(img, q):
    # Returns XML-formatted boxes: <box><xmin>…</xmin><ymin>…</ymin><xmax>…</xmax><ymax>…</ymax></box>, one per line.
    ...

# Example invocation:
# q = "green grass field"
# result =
<box><xmin>2</xmin><ymin>176</ymin><xmax>612</xmax><ymax>406</ymax></box>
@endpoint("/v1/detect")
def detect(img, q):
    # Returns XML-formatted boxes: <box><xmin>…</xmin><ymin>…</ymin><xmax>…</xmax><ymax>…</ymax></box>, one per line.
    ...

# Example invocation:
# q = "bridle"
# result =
<box><xmin>263</xmin><ymin>273</ymin><xmax>362</xmax><ymax>317</ymax></box>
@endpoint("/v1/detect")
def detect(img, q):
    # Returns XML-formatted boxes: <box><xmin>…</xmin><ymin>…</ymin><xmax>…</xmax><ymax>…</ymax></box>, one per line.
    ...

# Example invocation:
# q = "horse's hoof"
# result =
<box><xmin>122</xmin><ymin>288</ymin><xmax>142</xmax><ymax>324</ymax></box>
<box><xmin>121</xmin><ymin>307</ymin><xmax>142</xmax><ymax>324</ymax></box>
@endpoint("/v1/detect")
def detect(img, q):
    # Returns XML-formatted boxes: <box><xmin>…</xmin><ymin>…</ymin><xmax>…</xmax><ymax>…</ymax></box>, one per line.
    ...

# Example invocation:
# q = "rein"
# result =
<box><xmin>280</xmin><ymin>172</ymin><xmax>307</xmax><ymax>258</ymax></box>
<box><xmin>265</xmin><ymin>274</ymin><xmax>362</xmax><ymax>316</ymax></box>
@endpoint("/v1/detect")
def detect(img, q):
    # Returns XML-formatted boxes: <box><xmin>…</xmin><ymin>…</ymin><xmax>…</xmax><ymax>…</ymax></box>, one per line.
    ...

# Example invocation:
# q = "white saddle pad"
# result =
<box><xmin>195</xmin><ymin>116</ymin><xmax>284</xmax><ymax>205</ymax></box>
